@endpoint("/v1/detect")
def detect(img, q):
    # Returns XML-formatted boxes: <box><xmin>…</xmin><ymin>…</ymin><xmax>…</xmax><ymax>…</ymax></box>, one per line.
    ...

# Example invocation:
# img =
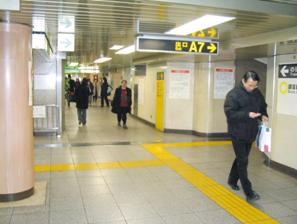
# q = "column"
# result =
<box><xmin>0</xmin><ymin>22</ymin><xmax>34</xmax><ymax>201</ymax></box>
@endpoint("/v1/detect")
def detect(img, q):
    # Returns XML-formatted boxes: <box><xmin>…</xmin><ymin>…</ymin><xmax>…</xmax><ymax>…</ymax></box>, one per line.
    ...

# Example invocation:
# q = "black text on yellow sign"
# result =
<box><xmin>137</xmin><ymin>38</ymin><xmax>218</xmax><ymax>55</ymax></box>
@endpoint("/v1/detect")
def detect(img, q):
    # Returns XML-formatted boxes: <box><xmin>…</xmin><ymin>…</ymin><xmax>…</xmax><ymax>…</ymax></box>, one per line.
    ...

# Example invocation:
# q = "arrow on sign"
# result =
<box><xmin>207</xmin><ymin>43</ymin><xmax>217</xmax><ymax>53</ymax></box>
<box><xmin>61</xmin><ymin>17</ymin><xmax>72</xmax><ymax>28</ymax></box>
<box><xmin>207</xmin><ymin>28</ymin><xmax>217</xmax><ymax>38</ymax></box>
<box><xmin>197</xmin><ymin>30</ymin><xmax>205</xmax><ymax>37</ymax></box>
<box><xmin>280</xmin><ymin>65</ymin><xmax>289</xmax><ymax>77</ymax></box>
<box><xmin>60</xmin><ymin>38</ymin><xmax>71</xmax><ymax>48</ymax></box>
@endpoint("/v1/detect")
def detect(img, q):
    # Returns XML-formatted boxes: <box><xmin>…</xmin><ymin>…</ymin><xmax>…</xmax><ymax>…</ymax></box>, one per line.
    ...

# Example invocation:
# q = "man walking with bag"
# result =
<box><xmin>224</xmin><ymin>71</ymin><xmax>268</xmax><ymax>202</ymax></box>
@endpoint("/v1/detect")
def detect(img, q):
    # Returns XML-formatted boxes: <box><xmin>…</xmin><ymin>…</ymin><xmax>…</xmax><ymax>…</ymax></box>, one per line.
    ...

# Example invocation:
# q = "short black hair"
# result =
<box><xmin>243</xmin><ymin>71</ymin><xmax>260</xmax><ymax>82</ymax></box>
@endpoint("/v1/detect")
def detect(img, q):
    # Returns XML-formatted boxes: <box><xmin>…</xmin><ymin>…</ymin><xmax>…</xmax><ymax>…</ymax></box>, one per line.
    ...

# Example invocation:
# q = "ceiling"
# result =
<box><xmin>2</xmin><ymin>0</ymin><xmax>297</xmax><ymax>70</ymax></box>
<box><xmin>260</xmin><ymin>0</ymin><xmax>297</xmax><ymax>5</ymax></box>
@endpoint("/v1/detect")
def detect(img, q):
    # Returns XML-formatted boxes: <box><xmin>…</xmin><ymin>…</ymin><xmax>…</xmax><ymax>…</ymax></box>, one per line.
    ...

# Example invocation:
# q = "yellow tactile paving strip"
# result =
<box><xmin>142</xmin><ymin>141</ymin><xmax>279</xmax><ymax>224</ymax></box>
<box><xmin>34</xmin><ymin>160</ymin><xmax>164</xmax><ymax>172</ymax></box>
<box><xmin>34</xmin><ymin>141</ymin><xmax>279</xmax><ymax>224</ymax></box>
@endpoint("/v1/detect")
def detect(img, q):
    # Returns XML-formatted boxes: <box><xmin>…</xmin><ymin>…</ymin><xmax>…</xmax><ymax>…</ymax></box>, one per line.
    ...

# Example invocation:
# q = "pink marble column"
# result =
<box><xmin>0</xmin><ymin>22</ymin><xmax>34</xmax><ymax>201</ymax></box>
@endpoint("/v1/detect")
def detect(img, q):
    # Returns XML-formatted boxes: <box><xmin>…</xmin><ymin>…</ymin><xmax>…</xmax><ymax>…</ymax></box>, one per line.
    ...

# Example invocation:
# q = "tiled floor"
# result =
<box><xmin>1</xmin><ymin>103</ymin><xmax>297</xmax><ymax>224</ymax></box>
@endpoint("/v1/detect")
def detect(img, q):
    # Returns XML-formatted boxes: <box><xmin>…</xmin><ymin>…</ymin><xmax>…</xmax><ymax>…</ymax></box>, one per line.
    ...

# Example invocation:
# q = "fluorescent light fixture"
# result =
<box><xmin>165</xmin><ymin>15</ymin><xmax>235</xmax><ymax>35</ymax></box>
<box><xmin>69</xmin><ymin>62</ymin><xmax>79</xmax><ymax>66</ymax></box>
<box><xmin>110</xmin><ymin>45</ymin><xmax>124</xmax><ymax>50</ymax></box>
<box><xmin>116</xmin><ymin>45</ymin><xmax>135</xmax><ymax>55</ymax></box>
<box><xmin>94</xmin><ymin>57</ymin><xmax>112</xmax><ymax>63</ymax></box>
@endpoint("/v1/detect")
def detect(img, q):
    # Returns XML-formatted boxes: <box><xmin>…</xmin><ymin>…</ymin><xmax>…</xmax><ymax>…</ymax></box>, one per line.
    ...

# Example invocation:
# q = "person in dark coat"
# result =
<box><xmin>100</xmin><ymin>77</ymin><xmax>110</xmax><ymax>107</ymax></box>
<box><xmin>224</xmin><ymin>71</ymin><xmax>269</xmax><ymax>203</ymax></box>
<box><xmin>67</xmin><ymin>74</ymin><xmax>76</xmax><ymax>107</ymax></box>
<box><xmin>111</xmin><ymin>80</ymin><xmax>132</xmax><ymax>129</ymax></box>
<box><xmin>75</xmin><ymin>78</ymin><xmax>91</xmax><ymax>125</ymax></box>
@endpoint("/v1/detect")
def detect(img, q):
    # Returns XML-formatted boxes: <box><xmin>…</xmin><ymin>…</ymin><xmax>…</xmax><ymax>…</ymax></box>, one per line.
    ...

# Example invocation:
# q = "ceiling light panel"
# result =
<box><xmin>110</xmin><ymin>45</ymin><xmax>124</xmax><ymax>50</ymax></box>
<box><xmin>115</xmin><ymin>45</ymin><xmax>135</xmax><ymax>54</ymax></box>
<box><xmin>165</xmin><ymin>15</ymin><xmax>235</xmax><ymax>35</ymax></box>
<box><xmin>94</xmin><ymin>57</ymin><xmax>112</xmax><ymax>63</ymax></box>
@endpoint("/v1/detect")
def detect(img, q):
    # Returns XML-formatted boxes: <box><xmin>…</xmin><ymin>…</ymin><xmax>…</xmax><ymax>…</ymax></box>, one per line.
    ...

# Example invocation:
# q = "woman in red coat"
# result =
<box><xmin>111</xmin><ymin>80</ymin><xmax>132</xmax><ymax>129</ymax></box>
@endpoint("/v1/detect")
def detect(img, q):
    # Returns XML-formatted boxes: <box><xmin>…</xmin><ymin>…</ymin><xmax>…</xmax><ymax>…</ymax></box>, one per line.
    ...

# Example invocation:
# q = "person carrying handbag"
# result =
<box><xmin>224</xmin><ymin>71</ymin><xmax>268</xmax><ymax>203</ymax></box>
<box><xmin>111</xmin><ymin>80</ymin><xmax>132</xmax><ymax>129</ymax></box>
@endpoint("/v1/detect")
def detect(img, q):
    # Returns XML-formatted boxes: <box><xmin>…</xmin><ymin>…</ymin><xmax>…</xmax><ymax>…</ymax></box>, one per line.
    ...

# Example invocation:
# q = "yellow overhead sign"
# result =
<box><xmin>191</xmin><ymin>28</ymin><xmax>218</xmax><ymax>38</ymax></box>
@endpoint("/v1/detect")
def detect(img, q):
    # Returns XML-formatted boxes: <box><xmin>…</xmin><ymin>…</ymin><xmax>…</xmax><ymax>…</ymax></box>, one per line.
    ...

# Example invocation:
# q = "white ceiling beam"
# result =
<box><xmin>151</xmin><ymin>0</ymin><xmax>297</xmax><ymax>17</ymax></box>
<box><xmin>231</xmin><ymin>25</ymin><xmax>297</xmax><ymax>48</ymax></box>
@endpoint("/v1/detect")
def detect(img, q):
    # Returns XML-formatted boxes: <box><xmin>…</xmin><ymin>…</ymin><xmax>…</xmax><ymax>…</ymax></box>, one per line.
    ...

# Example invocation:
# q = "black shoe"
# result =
<box><xmin>123</xmin><ymin>124</ymin><xmax>128</xmax><ymax>129</ymax></box>
<box><xmin>228</xmin><ymin>182</ymin><xmax>240</xmax><ymax>191</ymax></box>
<box><xmin>118</xmin><ymin>122</ymin><xmax>121</xmax><ymax>127</ymax></box>
<box><xmin>246</xmin><ymin>191</ymin><xmax>260</xmax><ymax>203</ymax></box>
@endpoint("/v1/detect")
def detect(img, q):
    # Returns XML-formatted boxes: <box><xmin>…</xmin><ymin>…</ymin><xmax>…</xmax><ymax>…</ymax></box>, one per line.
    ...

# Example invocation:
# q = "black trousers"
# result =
<box><xmin>101</xmin><ymin>95</ymin><xmax>109</xmax><ymax>106</ymax></box>
<box><xmin>229</xmin><ymin>138</ymin><xmax>253</xmax><ymax>196</ymax></box>
<box><xmin>117</xmin><ymin>107</ymin><xmax>128</xmax><ymax>125</ymax></box>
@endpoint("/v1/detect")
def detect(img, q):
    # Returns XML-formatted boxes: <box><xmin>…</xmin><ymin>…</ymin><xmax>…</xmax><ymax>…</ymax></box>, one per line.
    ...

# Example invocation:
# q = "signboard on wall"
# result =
<box><xmin>156</xmin><ymin>72</ymin><xmax>164</xmax><ymax>131</ymax></box>
<box><xmin>169</xmin><ymin>69</ymin><xmax>191</xmax><ymax>99</ymax></box>
<box><xmin>58</xmin><ymin>15</ymin><xmax>75</xmax><ymax>33</ymax></box>
<box><xmin>58</xmin><ymin>33</ymin><xmax>75</xmax><ymax>52</ymax></box>
<box><xmin>277</xmin><ymin>63</ymin><xmax>297</xmax><ymax>116</ymax></box>
<box><xmin>0</xmin><ymin>0</ymin><xmax>20</xmax><ymax>11</ymax></box>
<box><xmin>213</xmin><ymin>67</ymin><xmax>235</xmax><ymax>99</ymax></box>
<box><xmin>34</xmin><ymin>75</ymin><xmax>56</xmax><ymax>90</ymax></box>
<box><xmin>33</xmin><ymin>106</ymin><xmax>46</xmax><ymax>118</ymax></box>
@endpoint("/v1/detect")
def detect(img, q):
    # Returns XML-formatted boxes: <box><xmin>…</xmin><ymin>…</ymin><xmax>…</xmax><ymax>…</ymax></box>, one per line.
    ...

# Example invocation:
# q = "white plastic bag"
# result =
<box><xmin>256</xmin><ymin>124</ymin><xmax>272</xmax><ymax>153</ymax></box>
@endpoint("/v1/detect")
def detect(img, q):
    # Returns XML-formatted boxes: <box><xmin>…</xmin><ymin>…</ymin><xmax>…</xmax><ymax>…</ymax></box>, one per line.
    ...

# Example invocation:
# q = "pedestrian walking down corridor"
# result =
<box><xmin>224</xmin><ymin>71</ymin><xmax>269</xmax><ymax>203</ymax></box>
<box><xmin>111</xmin><ymin>80</ymin><xmax>132</xmax><ymax>129</ymax></box>
<box><xmin>101</xmin><ymin>77</ymin><xmax>110</xmax><ymax>107</ymax></box>
<box><xmin>75</xmin><ymin>78</ymin><xmax>92</xmax><ymax>125</ymax></box>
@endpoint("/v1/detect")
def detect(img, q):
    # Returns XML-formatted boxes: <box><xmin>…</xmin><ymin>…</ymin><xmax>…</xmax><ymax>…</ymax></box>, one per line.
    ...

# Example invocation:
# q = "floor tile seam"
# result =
<box><xmin>73</xmin><ymin>164</ymin><xmax>96</xmax><ymax>224</ymax></box>
<box><xmin>99</xmin><ymin>172</ymin><xmax>138</xmax><ymax>224</ymax></box>
<box><xmin>278</xmin><ymin>200</ymin><xmax>297</xmax><ymax>212</ymax></box>
<box><xmin>35</xmin><ymin>140</ymin><xmax>188</xmax><ymax>149</ymax></box>
<box><xmin>143</xmin><ymin>142</ymin><xmax>279</xmax><ymax>224</ymax></box>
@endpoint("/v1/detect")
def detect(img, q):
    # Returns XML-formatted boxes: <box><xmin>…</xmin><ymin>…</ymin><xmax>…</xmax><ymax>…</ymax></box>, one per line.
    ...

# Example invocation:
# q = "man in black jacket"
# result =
<box><xmin>111</xmin><ymin>80</ymin><xmax>132</xmax><ymax>129</ymax></box>
<box><xmin>75</xmin><ymin>78</ymin><xmax>91</xmax><ymax>125</ymax></box>
<box><xmin>224</xmin><ymin>71</ymin><xmax>268</xmax><ymax>203</ymax></box>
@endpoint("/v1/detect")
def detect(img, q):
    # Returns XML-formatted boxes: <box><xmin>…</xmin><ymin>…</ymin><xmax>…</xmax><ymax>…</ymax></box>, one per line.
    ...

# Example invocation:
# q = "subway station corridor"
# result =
<box><xmin>1</xmin><ymin>104</ymin><xmax>296</xmax><ymax>224</ymax></box>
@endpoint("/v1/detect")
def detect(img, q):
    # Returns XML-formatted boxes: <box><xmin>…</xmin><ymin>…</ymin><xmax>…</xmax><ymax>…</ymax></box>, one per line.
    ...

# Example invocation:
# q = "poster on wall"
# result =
<box><xmin>277</xmin><ymin>63</ymin><xmax>297</xmax><ymax>116</ymax></box>
<box><xmin>34</xmin><ymin>75</ymin><xmax>56</xmax><ymax>90</ymax></box>
<box><xmin>213</xmin><ymin>67</ymin><xmax>235</xmax><ymax>99</ymax></box>
<box><xmin>169</xmin><ymin>69</ymin><xmax>191</xmax><ymax>99</ymax></box>
<box><xmin>33</xmin><ymin>106</ymin><xmax>46</xmax><ymax>118</ymax></box>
